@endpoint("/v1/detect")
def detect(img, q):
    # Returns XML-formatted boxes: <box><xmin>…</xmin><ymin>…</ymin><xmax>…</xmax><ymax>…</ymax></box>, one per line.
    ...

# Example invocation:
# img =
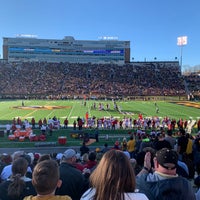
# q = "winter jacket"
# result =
<box><xmin>55</xmin><ymin>162</ymin><xmax>89</xmax><ymax>200</ymax></box>
<box><xmin>136</xmin><ymin>173</ymin><xmax>195</xmax><ymax>200</ymax></box>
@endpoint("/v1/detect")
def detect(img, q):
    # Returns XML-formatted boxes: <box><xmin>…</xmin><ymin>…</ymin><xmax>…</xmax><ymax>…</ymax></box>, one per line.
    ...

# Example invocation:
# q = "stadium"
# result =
<box><xmin>0</xmin><ymin>35</ymin><xmax>200</xmax><ymax>199</ymax></box>
<box><xmin>1</xmin><ymin>1</ymin><xmax>200</xmax><ymax>198</ymax></box>
<box><xmin>0</xmin><ymin>36</ymin><xmax>199</xmax><ymax>151</ymax></box>
<box><xmin>1</xmin><ymin>35</ymin><xmax>199</xmax><ymax>100</ymax></box>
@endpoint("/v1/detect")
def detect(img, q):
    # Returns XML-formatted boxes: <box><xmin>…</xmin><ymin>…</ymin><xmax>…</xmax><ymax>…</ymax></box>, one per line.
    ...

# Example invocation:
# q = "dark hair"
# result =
<box><xmin>167</xmin><ymin>129</ymin><xmax>172</xmax><ymax>136</ymax></box>
<box><xmin>8</xmin><ymin>157</ymin><xmax>28</xmax><ymax>199</ymax></box>
<box><xmin>88</xmin><ymin>152</ymin><xmax>96</xmax><ymax>161</ymax></box>
<box><xmin>20</xmin><ymin>154</ymin><xmax>32</xmax><ymax>166</ymax></box>
<box><xmin>37</xmin><ymin>154</ymin><xmax>51</xmax><ymax>163</ymax></box>
<box><xmin>179</xmin><ymin>128</ymin><xmax>186</xmax><ymax>135</ymax></box>
<box><xmin>89</xmin><ymin>150</ymin><xmax>135</xmax><ymax>200</ymax></box>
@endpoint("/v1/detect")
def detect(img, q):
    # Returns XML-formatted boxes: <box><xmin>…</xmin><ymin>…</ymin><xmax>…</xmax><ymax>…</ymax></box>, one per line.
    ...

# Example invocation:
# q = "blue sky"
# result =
<box><xmin>0</xmin><ymin>0</ymin><xmax>200</xmax><ymax>69</ymax></box>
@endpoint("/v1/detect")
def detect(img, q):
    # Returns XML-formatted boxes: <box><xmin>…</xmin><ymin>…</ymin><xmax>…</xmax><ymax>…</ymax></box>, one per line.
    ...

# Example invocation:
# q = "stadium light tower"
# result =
<box><xmin>177</xmin><ymin>36</ymin><xmax>188</xmax><ymax>72</ymax></box>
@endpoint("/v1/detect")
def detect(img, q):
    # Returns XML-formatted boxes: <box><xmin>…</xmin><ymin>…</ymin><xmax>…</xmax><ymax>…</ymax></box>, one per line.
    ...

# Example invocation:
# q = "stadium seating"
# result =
<box><xmin>0</xmin><ymin>61</ymin><xmax>191</xmax><ymax>99</ymax></box>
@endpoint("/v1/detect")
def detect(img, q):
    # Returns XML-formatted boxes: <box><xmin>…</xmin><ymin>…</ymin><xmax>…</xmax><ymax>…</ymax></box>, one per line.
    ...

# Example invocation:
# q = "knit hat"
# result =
<box><xmin>63</xmin><ymin>149</ymin><xmax>76</xmax><ymax>159</ymax></box>
<box><xmin>156</xmin><ymin>148</ymin><xmax>178</xmax><ymax>170</ymax></box>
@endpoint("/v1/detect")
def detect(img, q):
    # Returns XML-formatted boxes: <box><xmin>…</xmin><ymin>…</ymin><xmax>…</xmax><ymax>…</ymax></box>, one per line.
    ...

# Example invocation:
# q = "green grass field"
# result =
<box><xmin>0</xmin><ymin>99</ymin><xmax>199</xmax><ymax>125</ymax></box>
<box><xmin>0</xmin><ymin>99</ymin><xmax>199</xmax><ymax>149</ymax></box>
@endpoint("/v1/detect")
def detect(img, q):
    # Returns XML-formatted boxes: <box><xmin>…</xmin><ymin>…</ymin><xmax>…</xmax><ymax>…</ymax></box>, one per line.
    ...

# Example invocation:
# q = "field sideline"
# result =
<box><xmin>0</xmin><ymin>99</ymin><xmax>199</xmax><ymax>150</ymax></box>
<box><xmin>0</xmin><ymin>99</ymin><xmax>199</xmax><ymax>125</ymax></box>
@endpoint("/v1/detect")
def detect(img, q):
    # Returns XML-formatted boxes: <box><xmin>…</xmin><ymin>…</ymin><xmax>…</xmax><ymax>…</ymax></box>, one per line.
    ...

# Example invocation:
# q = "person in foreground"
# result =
<box><xmin>24</xmin><ymin>159</ymin><xmax>72</xmax><ymax>200</ymax></box>
<box><xmin>55</xmin><ymin>149</ymin><xmax>89</xmax><ymax>200</ymax></box>
<box><xmin>136</xmin><ymin>148</ymin><xmax>195</xmax><ymax>200</ymax></box>
<box><xmin>0</xmin><ymin>157</ymin><xmax>36</xmax><ymax>200</ymax></box>
<box><xmin>80</xmin><ymin>150</ymin><xmax>148</xmax><ymax>200</ymax></box>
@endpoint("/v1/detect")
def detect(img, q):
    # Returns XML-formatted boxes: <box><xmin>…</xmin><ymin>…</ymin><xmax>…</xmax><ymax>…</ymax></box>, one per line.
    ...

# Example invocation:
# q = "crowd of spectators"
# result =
<box><xmin>0</xmin><ymin>61</ymin><xmax>186</xmax><ymax>99</ymax></box>
<box><xmin>0</xmin><ymin>61</ymin><xmax>199</xmax><ymax>199</ymax></box>
<box><xmin>184</xmin><ymin>71</ymin><xmax>200</xmax><ymax>99</ymax></box>
<box><xmin>1</xmin><ymin>125</ymin><xmax>200</xmax><ymax>199</ymax></box>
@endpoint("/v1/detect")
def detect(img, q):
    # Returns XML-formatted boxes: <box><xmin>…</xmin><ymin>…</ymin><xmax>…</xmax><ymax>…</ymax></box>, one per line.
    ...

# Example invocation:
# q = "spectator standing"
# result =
<box><xmin>121</xmin><ymin>137</ymin><xmax>128</xmax><ymax>151</ymax></box>
<box><xmin>94</xmin><ymin>128</ymin><xmax>99</xmax><ymax>142</ymax></box>
<box><xmin>80</xmin><ymin>142</ymin><xmax>89</xmax><ymax>156</ymax></box>
<box><xmin>177</xmin><ymin>129</ymin><xmax>188</xmax><ymax>161</ymax></box>
<box><xmin>101</xmin><ymin>143</ymin><xmax>110</xmax><ymax>154</ymax></box>
<box><xmin>127</xmin><ymin>135</ymin><xmax>136</xmax><ymax>158</ymax></box>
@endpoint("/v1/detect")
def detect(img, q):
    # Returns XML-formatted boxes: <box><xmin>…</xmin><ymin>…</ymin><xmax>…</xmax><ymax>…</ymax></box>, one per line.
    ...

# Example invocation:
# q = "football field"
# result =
<box><xmin>0</xmin><ymin>99</ymin><xmax>199</xmax><ymax>150</ymax></box>
<box><xmin>0</xmin><ymin>99</ymin><xmax>199</xmax><ymax>125</ymax></box>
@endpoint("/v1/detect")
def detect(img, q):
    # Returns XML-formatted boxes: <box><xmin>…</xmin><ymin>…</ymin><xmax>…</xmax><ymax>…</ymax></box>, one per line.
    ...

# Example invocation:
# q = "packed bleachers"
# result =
<box><xmin>0</xmin><ymin>61</ymin><xmax>186</xmax><ymax>99</ymax></box>
<box><xmin>183</xmin><ymin>71</ymin><xmax>200</xmax><ymax>99</ymax></box>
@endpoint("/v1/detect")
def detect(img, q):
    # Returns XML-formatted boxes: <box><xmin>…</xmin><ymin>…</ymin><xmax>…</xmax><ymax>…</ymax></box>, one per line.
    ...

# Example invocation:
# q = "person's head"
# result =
<box><xmin>32</xmin><ymin>160</ymin><xmax>62</xmax><ymax>195</ymax></box>
<box><xmin>157</xmin><ymin>132</ymin><xmax>164</xmax><ymax>140</ymax></box>
<box><xmin>154</xmin><ymin>148</ymin><xmax>178</xmax><ymax>175</ymax></box>
<box><xmin>1</xmin><ymin>153</ymin><xmax>12</xmax><ymax>165</ymax></box>
<box><xmin>82</xmin><ymin>142</ymin><xmax>86</xmax><ymax>146</ymax></box>
<box><xmin>8</xmin><ymin>157</ymin><xmax>29</xmax><ymax>198</ymax></box>
<box><xmin>114</xmin><ymin>140</ymin><xmax>119</xmax><ymax>146</ymax></box>
<box><xmin>82</xmin><ymin>153</ymin><xmax>89</xmax><ymax>163</ymax></box>
<box><xmin>37</xmin><ymin>154</ymin><xmax>51</xmax><ymax>163</ymax></box>
<box><xmin>27</xmin><ymin>152</ymin><xmax>34</xmax><ymax>164</ymax></box>
<box><xmin>11</xmin><ymin>157</ymin><xmax>28</xmax><ymax>177</ymax></box>
<box><xmin>96</xmin><ymin>152</ymin><xmax>103</xmax><ymax>163</ymax></box>
<box><xmin>179</xmin><ymin>128</ymin><xmax>186</xmax><ymax>136</ymax></box>
<box><xmin>12</xmin><ymin>151</ymin><xmax>24</xmax><ymax>161</ymax></box>
<box><xmin>167</xmin><ymin>129</ymin><xmax>173</xmax><ymax>136</ymax></box>
<box><xmin>88</xmin><ymin>151</ymin><xmax>96</xmax><ymax>161</ymax></box>
<box><xmin>95</xmin><ymin>148</ymin><xmax>101</xmax><ymax>153</ymax></box>
<box><xmin>89</xmin><ymin>150</ymin><xmax>135</xmax><ymax>200</ymax></box>
<box><xmin>20</xmin><ymin>154</ymin><xmax>32</xmax><ymax>166</ymax></box>
<box><xmin>62</xmin><ymin>149</ymin><xmax>77</xmax><ymax>164</ymax></box>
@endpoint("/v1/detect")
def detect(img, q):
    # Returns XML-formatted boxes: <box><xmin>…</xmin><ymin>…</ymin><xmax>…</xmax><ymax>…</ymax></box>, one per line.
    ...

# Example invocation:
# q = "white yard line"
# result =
<box><xmin>68</xmin><ymin>102</ymin><xmax>76</xmax><ymax>119</ymax></box>
<box><xmin>46</xmin><ymin>110</ymin><xmax>55</xmax><ymax>119</ymax></box>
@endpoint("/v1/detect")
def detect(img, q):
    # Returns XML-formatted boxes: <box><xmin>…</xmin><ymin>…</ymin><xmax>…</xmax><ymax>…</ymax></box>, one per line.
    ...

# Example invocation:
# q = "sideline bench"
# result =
<box><xmin>34</xmin><ymin>142</ymin><xmax>57</xmax><ymax>147</ymax></box>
